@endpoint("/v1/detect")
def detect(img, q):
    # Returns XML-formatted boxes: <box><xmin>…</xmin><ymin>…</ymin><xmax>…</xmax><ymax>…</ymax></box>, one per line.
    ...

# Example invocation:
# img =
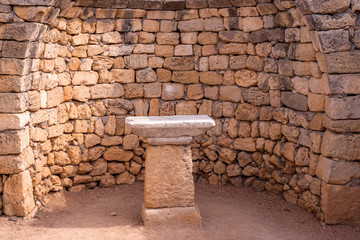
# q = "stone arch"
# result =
<box><xmin>0</xmin><ymin>0</ymin><xmax>359</xmax><ymax>225</ymax></box>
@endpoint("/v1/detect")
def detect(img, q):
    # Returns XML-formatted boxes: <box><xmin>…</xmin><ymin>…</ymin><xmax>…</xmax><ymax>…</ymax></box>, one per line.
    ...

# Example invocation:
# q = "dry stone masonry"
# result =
<box><xmin>0</xmin><ymin>0</ymin><xmax>359</xmax><ymax>225</ymax></box>
<box><xmin>126</xmin><ymin>115</ymin><xmax>215</xmax><ymax>225</ymax></box>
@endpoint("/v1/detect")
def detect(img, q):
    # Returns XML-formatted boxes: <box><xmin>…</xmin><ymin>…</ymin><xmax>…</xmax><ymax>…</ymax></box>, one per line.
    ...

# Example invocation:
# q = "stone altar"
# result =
<box><xmin>125</xmin><ymin>115</ymin><xmax>215</xmax><ymax>226</ymax></box>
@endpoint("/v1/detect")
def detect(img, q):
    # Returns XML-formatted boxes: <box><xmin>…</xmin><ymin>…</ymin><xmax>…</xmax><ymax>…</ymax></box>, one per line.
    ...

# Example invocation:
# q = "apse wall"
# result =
<box><xmin>0</xmin><ymin>0</ymin><xmax>359</xmax><ymax>224</ymax></box>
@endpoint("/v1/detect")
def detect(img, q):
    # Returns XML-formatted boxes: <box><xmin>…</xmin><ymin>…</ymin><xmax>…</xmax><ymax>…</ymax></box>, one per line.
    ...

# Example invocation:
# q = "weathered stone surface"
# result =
<box><xmin>103</xmin><ymin>146</ymin><xmax>134</xmax><ymax>161</ymax></box>
<box><xmin>316</xmin><ymin>156</ymin><xmax>360</xmax><ymax>185</ymax></box>
<box><xmin>0</xmin><ymin>147</ymin><xmax>34</xmax><ymax>174</ymax></box>
<box><xmin>325</xmin><ymin>96</ymin><xmax>360</xmax><ymax>120</ymax></box>
<box><xmin>144</xmin><ymin>145</ymin><xmax>194</xmax><ymax>208</ymax></box>
<box><xmin>0</xmin><ymin>112</ymin><xmax>29</xmax><ymax>131</ymax></box>
<box><xmin>0</xmin><ymin>58</ymin><xmax>32</xmax><ymax>76</ymax></box>
<box><xmin>0</xmin><ymin>22</ymin><xmax>46</xmax><ymax>41</ymax></box>
<box><xmin>3</xmin><ymin>170</ymin><xmax>35</xmax><ymax>217</ymax></box>
<box><xmin>321</xmin><ymin>130</ymin><xmax>360</xmax><ymax>161</ymax></box>
<box><xmin>219</xmin><ymin>86</ymin><xmax>241</xmax><ymax>103</ymax></box>
<box><xmin>243</xmin><ymin>88</ymin><xmax>270</xmax><ymax>106</ymax></box>
<box><xmin>142</xmin><ymin>204</ymin><xmax>201</xmax><ymax>226</ymax></box>
<box><xmin>321</xmin><ymin>183</ymin><xmax>360</xmax><ymax>224</ymax></box>
<box><xmin>297</xmin><ymin>0</ymin><xmax>350</xmax><ymax>14</ymax></box>
<box><xmin>281</xmin><ymin>92</ymin><xmax>308</xmax><ymax>112</ymax></box>
<box><xmin>90</xmin><ymin>83</ymin><xmax>124</xmax><ymax>99</ymax></box>
<box><xmin>234</xmin><ymin>138</ymin><xmax>256</xmax><ymax>152</ymax></box>
<box><xmin>319</xmin><ymin>51</ymin><xmax>360</xmax><ymax>74</ymax></box>
<box><xmin>0</xmin><ymin>128</ymin><xmax>29</xmax><ymax>155</ymax></box>
<box><xmin>235</xmin><ymin>103</ymin><xmax>259</xmax><ymax>121</ymax></box>
<box><xmin>162</xmin><ymin>83</ymin><xmax>184</xmax><ymax>100</ymax></box>
<box><xmin>163</xmin><ymin>57</ymin><xmax>194</xmax><ymax>70</ymax></box>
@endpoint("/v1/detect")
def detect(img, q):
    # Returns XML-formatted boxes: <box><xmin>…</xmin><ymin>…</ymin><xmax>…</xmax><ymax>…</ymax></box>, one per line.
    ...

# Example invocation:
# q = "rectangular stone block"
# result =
<box><xmin>323</xmin><ymin>116</ymin><xmax>360</xmax><ymax>133</ymax></box>
<box><xmin>90</xmin><ymin>83</ymin><xmax>124</xmax><ymax>99</ymax></box>
<box><xmin>0</xmin><ymin>127</ymin><xmax>29</xmax><ymax>155</ymax></box>
<box><xmin>3</xmin><ymin>170</ymin><xmax>35</xmax><ymax>217</ymax></box>
<box><xmin>144</xmin><ymin>144</ymin><xmax>194</xmax><ymax>208</ymax></box>
<box><xmin>325</xmin><ymin>95</ymin><xmax>360</xmax><ymax>120</ymax></box>
<box><xmin>321</xmin><ymin>183</ymin><xmax>360</xmax><ymax>224</ymax></box>
<box><xmin>0</xmin><ymin>58</ymin><xmax>32</xmax><ymax>75</ymax></box>
<box><xmin>0</xmin><ymin>147</ymin><xmax>34</xmax><ymax>174</ymax></box>
<box><xmin>0</xmin><ymin>112</ymin><xmax>30</xmax><ymax>131</ymax></box>
<box><xmin>2</xmin><ymin>41</ymin><xmax>42</xmax><ymax>59</ymax></box>
<box><xmin>321</xmin><ymin>130</ymin><xmax>360</xmax><ymax>161</ymax></box>
<box><xmin>0</xmin><ymin>92</ymin><xmax>28</xmax><ymax>113</ymax></box>
<box><xmin>0</xmin><ymin>0</ymin><xmax>58</xmax><ymax>5</ymax></box>
<box><xmin>142</xmin><ymin>204</ymin><xmax>201</xmax><ymax>226</ymax></box>
<box><xmin>0</xmin><ymin>75</ymin><xmax>31</xmax><ymax>93</ymax></box>
<box><xmin>316</xmin><ymin>156</ymin><xmax>360</xmax><ymax>185</ymax></box>
<box><xmin>318</xmin><ymin>51</ymin><xmax>360</xmax><ymax>74</ymax></box>
<box><xmin>0</xmin><ymin>22</ymin><xmax>46</xmax><ymax>41</ymax></box>
<box><xmin>163</xmin><ymin>0</ymin><xmax>185</xmax><ymax>10</ymax></box>
<box><xmin>327</xmin><ymin>74</ymin><xmax>360</xmax><ymax>95</ymax></box>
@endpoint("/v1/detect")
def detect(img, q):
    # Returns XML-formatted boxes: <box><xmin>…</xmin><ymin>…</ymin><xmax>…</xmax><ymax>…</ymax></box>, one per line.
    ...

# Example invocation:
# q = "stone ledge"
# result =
<box><xmin>142</xmin><ymin>204</ymin><xmax>202</xmax><ymax>226</ymax></box>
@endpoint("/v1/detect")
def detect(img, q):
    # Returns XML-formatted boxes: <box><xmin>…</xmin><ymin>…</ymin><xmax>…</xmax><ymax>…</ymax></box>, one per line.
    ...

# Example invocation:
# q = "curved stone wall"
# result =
<box><xmin>0</xmin><ymin>0</ymin><xmax>359</xmax><ymax>224</ymax></box>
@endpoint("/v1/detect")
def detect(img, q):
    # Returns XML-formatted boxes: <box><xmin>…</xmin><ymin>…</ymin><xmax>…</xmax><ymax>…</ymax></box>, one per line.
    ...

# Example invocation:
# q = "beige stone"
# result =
<box><xmin>142</xmin><ymin>204</ymin><xmax>201</xmax><ymax>226</ymax></box>
<box><xmin>162</xmin><ymin>83</ymin><xmax>184</xmax><ymax>100</ymax></box>
<box><xmin>0</xmin><ymin>128</ymin><xmax>29</xmax><ymax>155</ymax></box>
<box><xmin>3</xmin><ymin>170</ymin><xmax>35</xmax><ymax>217</ymax></box>
<box><xmin>90</xmin><ymin>83</ymin><xmax>124</xmax><ymax>99</ymax></box>
<box><xmin>235</xmin><ymin>70</ymin><xmax>257</xmax><ymax>88</ymax></box>
<box><xmin>175</xmin><ymin>102</ymin><xmax>197</xmax><ymax>115</ymax></box>
<box><xmin>103</xmin><ymin>146</ymin><xmax>134</xmax><ymax>161</ymax></box>
<box><xmin>144</xmin><ymin>145</ymin><xmax>194</xmax><ymax>208</ymax></box>
<box><xmin>321</xmin><ymin>183</ymin><xmax>360</xmax><ymax>224</ymax></box>
<box><xmin>234</xmin><ymin>138</ymin><xmax>256</xmax><ymax>152</ymax></box>
<box><xmin>0</xmin><ymin>147</ymin><xmax>34</xmax><ymax>175</ymax></box>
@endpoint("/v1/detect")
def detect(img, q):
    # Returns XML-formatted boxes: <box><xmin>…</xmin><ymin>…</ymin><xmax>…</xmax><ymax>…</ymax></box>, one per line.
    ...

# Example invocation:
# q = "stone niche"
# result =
<box><xmin>0</xmin><ymin>0</ymin><xmax>359</xmax><ymax>225</ymax></box>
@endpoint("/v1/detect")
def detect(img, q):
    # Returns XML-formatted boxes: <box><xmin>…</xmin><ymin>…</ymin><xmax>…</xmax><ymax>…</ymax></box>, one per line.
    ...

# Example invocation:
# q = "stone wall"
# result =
<box><xmin>0</xmin><ymin>0</ymin><xmax>359</xmax><ymax>224</ymax></box>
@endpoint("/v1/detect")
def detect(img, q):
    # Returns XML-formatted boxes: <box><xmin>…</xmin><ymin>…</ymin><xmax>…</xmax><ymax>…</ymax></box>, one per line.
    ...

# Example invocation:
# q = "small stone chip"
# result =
<box><xmin>110</xmin><ymin>212</ymin><xmax>117</xmax><ymax>216</ymax></box>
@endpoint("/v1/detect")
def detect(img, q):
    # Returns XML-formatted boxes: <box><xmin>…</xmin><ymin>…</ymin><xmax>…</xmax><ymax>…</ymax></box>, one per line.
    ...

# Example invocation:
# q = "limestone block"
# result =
<box><xmin>318</xmin><ymin>51</ymin><xmax>360</xmax><ymax>74</ymax></box>
<box><xmin>126</xmin><ymin>115</ymin><xmax>215</xmax><ymax>138</ymax></box>
<box><xmin>47</xmin><ymin>87</ymin><xmax>64</xmax><ymax>108</ymax></box>
<box><xmin>325</xmin><ymin>96</ymin><xmax>360</xmax><ymax>120</ymax></box>
<box><xmin>0</xmin><ymin>58</ymin><xmax>32</xmax><ymax>75</ymax></box>
<box><xmin>243</xmin><ymin>17</ymin><xmax>263</xmax><ymax>32</ymax></box>
<box><xmin>111</xmin><ymin>69</ymin><xmax>135</xmax><ymax>83</ymax></box>
<box><xmin>90</xmin><ymin>83</ymin><xmax>124</xmax><ymax>99</ymax></box>
<box><xmin>186</xmin><ymin>84</ymin><xmax>203</xmax><ymax>100</ymax></box>
<box><xmin>234</xmin><ymin>138</ymin><xmax>256</xmax><ymax>152</ymax></box>
<box><xmin>13</xmin><ymin>6</ymin><xmax>59</xmax><ymax>24</ymax></box>
<box><xmin>0</xmin><ymin>75</ymin><xmax>31</xmax><ymax>93</ymax></box>
<box><xmin>281</xmin><ymin>92</ymin><xmax>308</xmax><ymax>112</ymax></box>
<box><xmin>144</xmin><ymin>145</ymin><xmax>194</xmax><ymax>208</ymax></box>
<box><xmin>0</xmin><ymin>93</ymin><xmax>28</xmax><ymax>113</ymax></box>
<box><xmin>0</xmin><ymin>22</ymin><xmax>46</xmax><ymax>41</ymax></box>
<box><xmin>3</xmin><ymin>170</ymin><xmax>35</xmax><ymax>217</ymax></box>
<box><xmin>133</xmin><ymin>44</ymin><xmax>155</xmax><ymax>54</ymax></box>
<box><xmin>174</xmin><ymin>44</ymin><xmax>193</xmax><ymax>56</ymax></box>
<box><xmin>235</xmin><ymin>103</ymin><xmax>259</xmax><ymax>121</ymax></box>
<box><xmin>175</xmin><ymin>102</ymin><xmax>197</xmax><ymax>115</ymax></box>
<box><xmin>297</xmin><ymin>0</ymin><xmax>350</xmax><ymax>14</ymax></box>
<box><xmin>117</xmin><ymin>9</ymin><xmax>146</xmax><ymax>18</ymax></box>
<box><xmin>178</xmin><ymin>19</ymin><xmax>204</xmax><ymax>32</ymax></box>
<box><xmin>219</xmin><ymin>86</ymin><xmax>241</xmax><ymax>103</ymax></box>
<box><xmin>123</xmin><ymin>134</ymin><xmax>139</xmax><ymax>150</ymax></box>
<box><xmin>199</xmin><ymin>72</ymin><xmax>223</xmax><ymax>85</ymax></box>
<box><xmin>103</xmin><ymin>146</ymin><xmax>134</xmax><ymax>161</ymax></box>
<box><xmin>316</xmin><ymin>156</ymin><xmax>360</xmax><ymax>185</ymax></box>
<box><xmin>219</xmin><ymin>30</ymin><xmax>249</xmax><ymax>42</ymax></box>
<box><xmin>1</xmin><ymin>0</ymin><xmax>58</xmax><ymax>5</ymax></box>
<box><xmin>235</xmin><ymin>69</ymin><xmax>257</xmax><ymax>87</ymax></box>
<box><xmin>2</xmin><ymin>41</ymin><xmax>42</xmax><ymax>59</ymax></box>
<box><xmin>317</xmin><ymin>30</ymin><xmax>351</xmax><ymax>53</ymax></box>
<box><xmin>185</xmin><ymin>0</ymin><xmax>207</xmax><ymax>8</ymax></box>
<box><xmin>219</xmin><ymin>43</ymin><xmax>247</xmax><ymax>55</ymax></box>
<box><xmin>124</xmin><ymin>54</ymin><xmax>148</xmax><ymax>69</ymax></box>
<box><xmin>321</xmin><ymin>183</ymin><xmax>360</xmax><ymax>224</ymax></box>
<box><xmin>0</xmin><ymin>147</ymin><xmax>34</xmax><ymax>174</ymax></box>
<box><xmin>72</xmin><ymin>86</ymin><xmax>89</xmax><ymax>102</ymax></box>
<box><xmin>147</xmin><ymin>11</ymin><xmax>176</xmax><ymax>20</ymax></box>
<box><xmin>124</xmin><ymin>83</ymin><xmax>143</xmax><ymax>99</ymax></box>
<box><xmin>0</xmin><ymin>112</ymin><xmax>29</xmax><ymax>131</ymax></box>
<box><xmin>306</xmin><ymin>13</ymin><xmax>356</xmax><ymax>31</ymax></box>
<box><xmin>136</xmin><ymin>68</ymin><xmax>156</xmax><ymax>83</ymax></box>
<box><xmin>72</xmin><ymin>71</ymin><xmax>98</xmax><ymax>85</ymax></box>
<box><xmin>161</xmin><ymin>83</ymin><xmax>184</xmax><ymax>100</ymax></box>
<box><xmin>321</xmin><ymin>130</ymin><xmax>360</xmax><ymax>161</ymax></box>
<box><xmin>115</xmin><ymin>19</ymin><xmax>142</xmax><ymax>32</ymax></box>
<box><xmin>142</xmin><ymin>204</ymin><xmax>201</xmax><ymax>226</ymax></box>
<box><xmin>172</xmin><ymin>71</ymin><xmax>198</xmax><ymax>84</ymax></box>
<box><xmin>109</xmin><ymin>44</ymin><xmax>134</xmax><ymax>57</ymax></box>
<box><xmin>327</xmin><ymin>74</ymin><xmax>360</xmax><ymax>95</ymax></box>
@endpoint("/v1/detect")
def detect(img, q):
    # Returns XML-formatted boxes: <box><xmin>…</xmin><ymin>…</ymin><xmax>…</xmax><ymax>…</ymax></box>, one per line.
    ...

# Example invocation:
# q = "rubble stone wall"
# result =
<box><xmin>0</xmin><ymin>0</ymin><xmax>359</xmax><ymax>224</ymax></box>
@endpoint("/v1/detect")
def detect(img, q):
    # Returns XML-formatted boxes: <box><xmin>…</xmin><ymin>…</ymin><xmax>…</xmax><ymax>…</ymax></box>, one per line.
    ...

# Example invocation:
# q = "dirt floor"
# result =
<box><xmin>0</xmin><ymin>183</ymin><xmax>359</xmax><ymax>240</ymax></box>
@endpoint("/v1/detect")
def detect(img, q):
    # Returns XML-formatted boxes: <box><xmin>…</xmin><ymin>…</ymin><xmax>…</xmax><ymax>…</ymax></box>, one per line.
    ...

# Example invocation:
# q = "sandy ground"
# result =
<box><xmin>0</xmin><ymin>183</ymin><xmax>359</xmax><ymax>240</ymax></box>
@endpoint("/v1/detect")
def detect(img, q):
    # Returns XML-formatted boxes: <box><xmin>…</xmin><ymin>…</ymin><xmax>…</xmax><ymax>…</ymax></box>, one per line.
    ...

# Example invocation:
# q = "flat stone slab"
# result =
<box><xmin>125</xmin><ymin>115</ymin><xmax>215</xmax><ymax>138</ymax></box>
<box><xmin>142</xmin><ymin>204</ymin><xmax>202</xmax><ymax>226</ymax></box>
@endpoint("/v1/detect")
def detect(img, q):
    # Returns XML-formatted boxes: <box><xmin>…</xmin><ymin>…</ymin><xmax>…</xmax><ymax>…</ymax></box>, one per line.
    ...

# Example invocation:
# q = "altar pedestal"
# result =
<box><xmin>125</xmin><ymin>115</ymin><xmax>215</xmax><ymax>226</ymax></box>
